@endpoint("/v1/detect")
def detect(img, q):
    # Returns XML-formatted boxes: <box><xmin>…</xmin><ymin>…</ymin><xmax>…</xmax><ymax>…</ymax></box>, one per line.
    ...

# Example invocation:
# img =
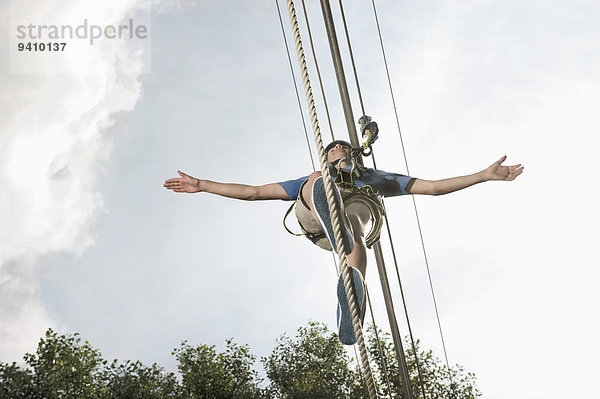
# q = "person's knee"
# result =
<box><xmin>303</xmin><ymin>171</ymin><xmax>322</xmax><ymax>196</ymax></box>
<box><xmin>346</xmin><ymin>202</ymin><xmax>371</xmax><ymax>242</ymax></box>
<box><xmin>308</xmin><ymin>171</ymin><xmax>322</xmax><ymax>183</ymax></box>
<box><xmin>351</xmin><ymin>224</ymin><xmax>366</xmax><ymax>243</ymax></box>
<box><xmin>302</xmin><ymin>171</ymin><xmax>322</xmax><ymax>211</ymax></box>
<box><xmin>346</xmin><ymin>202</ymin><xmax>371</xmax><ymax>225</ymax></box>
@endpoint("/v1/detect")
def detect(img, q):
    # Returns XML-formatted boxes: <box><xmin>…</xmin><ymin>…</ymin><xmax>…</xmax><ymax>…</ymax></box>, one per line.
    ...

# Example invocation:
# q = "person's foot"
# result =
<box><xmin>311</xmin><ymin>177</ymin><xmax>354</xmax><ymax>254</ymax></box>
<box><xmin>336</xmin><ymin>267</ymin><xmax>366</xmax><ymax>345</ymax></box>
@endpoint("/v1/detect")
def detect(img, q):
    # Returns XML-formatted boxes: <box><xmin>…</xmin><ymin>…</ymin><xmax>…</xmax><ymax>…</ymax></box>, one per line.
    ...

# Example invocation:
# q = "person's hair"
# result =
<box><xmin>324</xmin><ymin>140</ymin><xmax>352</xmax><ymax>155</ymax></box>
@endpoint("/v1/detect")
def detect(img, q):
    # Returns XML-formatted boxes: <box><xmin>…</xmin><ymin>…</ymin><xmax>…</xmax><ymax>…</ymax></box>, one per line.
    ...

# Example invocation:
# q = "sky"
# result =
<box><xmin>1</xmin><ymin>0</ymin><xmax>599</xmax><ymax>398</ymax></box>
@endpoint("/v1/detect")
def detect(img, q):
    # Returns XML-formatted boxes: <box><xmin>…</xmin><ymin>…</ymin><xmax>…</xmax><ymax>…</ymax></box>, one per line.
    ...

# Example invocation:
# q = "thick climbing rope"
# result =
<box><xmin>336</xmin><ymin>2</ymin><xmax>427</xmax><ymax>397</ymax></box>
<box><xmin>276</xmin><ymin>9</ymin><xmax>391</xmax><ymax>392</ymax></box>
<box><xmin>283</xmin><ymin>1</ymin><xmax>378</xmax><ymax>397</ymax></box>
<box><xmin>290</xmin><ymin>6</ymin><xmax>393</xmax><ymax>393</ymax></box>
<box><xmin>332</xmin><ymin>254</ymin><xmax>394</xmax><ymax>397</ymax></box>
<box><xmin>302</xmin><ymin>0</ymin><xmax>392</xmax><ymax>393</ymax></box>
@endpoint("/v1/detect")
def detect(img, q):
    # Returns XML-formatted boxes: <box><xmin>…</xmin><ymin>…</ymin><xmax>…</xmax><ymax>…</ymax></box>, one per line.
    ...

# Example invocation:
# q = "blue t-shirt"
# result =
<box><xmin>278</xmin><ymin>168</ymin><xmax>416</xmax><ymax>201</ymax></box>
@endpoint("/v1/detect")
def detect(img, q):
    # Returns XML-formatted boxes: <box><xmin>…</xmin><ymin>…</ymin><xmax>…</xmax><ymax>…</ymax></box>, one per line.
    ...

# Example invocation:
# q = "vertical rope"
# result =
<box><xmin>336</xmin><ymin>2</ymin><xmax>427</xmax><ymax>396</ymax></box>
<box><xmin>337</xmin><ymin>0</ymin><xmax>366</xmax><ymax>117</ymax></box>
<box><xmin>370</xmin><ymin>0</ymin><xmax>453</xmax><ymax>378</ymax></box>
<box><xmin>372</xmin><ymin>154</ymin><xmax>428</xmax><ymax>399</ymax></box>
<box><xmin>284</xmin><ymin>1</ymin><xmax>378</xmax><ymax>397</ymax></box>
<box><xmin>286</xmin><ymin>5</ymin><xmax>390</xmax><ymax>395</ymax></box>
<box><xmin>353</xmin><ymin>344</ymin><xmax>368</xmax><ymax>395</ymax></box>
<box><xmin>333</xmin><ymin>238</ymin><xmax>392</xmax><ymax>398</ymax></box>
<box><xmin>276</xmin><ymin>0</ymin><xmax>316</xmax><ymax>171</ymax></box>
<box><xmin>300</xmin><ymin>0</ymin><xmax>336</xmax><ymax>142</ymax></box>
<box><xmin>366</xmin><ymin>287</ymin><xmax>394</xmax><ymax>398</ymax></box>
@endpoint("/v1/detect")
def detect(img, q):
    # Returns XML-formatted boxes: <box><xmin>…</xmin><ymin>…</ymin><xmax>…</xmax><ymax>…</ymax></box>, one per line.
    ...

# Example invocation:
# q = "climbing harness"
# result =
<box><xmin>341</xmin><ymin>188</ymin><xmax>384</xmax><ymax>249</ymax></box>
<box><xmin>282</xmin><ymin>1</ymin><xmax>378</xmax><ymax>397</ymax></box>
<box><xmin>283</xmin><ymin>191</ymin><xmax>332</xmax><ymax>251</ymax></box>
<box><xmin>328</xmin><ymin>146</ymin><xmax>385</xmax><ymax>249</ymax></box>
<box><xmin>283</xmin><ymin>138</ymin><xmax>385</xmax><ymax>251</ymax></box>
<box><xmin>282</xmin><ymin>178</ymin><xmax>385</xmax><ymax>251</ymax></box>
<box><xmin>278</xmin><ymin>0</ymin><xmax>452</xmax><ymax>397</ymax></box>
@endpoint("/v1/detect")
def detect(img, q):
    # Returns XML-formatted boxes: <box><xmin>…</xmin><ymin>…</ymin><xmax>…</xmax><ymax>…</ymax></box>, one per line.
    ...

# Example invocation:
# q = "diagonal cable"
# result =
<box><xmin>300</xmin><ymin>0</ymin><xmax>336</xmax><ymax>142</ymax></box>
<box><xmin>283</xmin><ymin>1</ymin><xmax>378</xmax><ymax>397</ymax></box>
<box><xmin>276</xmin><ymin>0</ymin><xmax>316</xmax><ymax>171</ymax></box>
<box><xmin>370</xmin><ymin>0</ymin><xmax>453</xmax><ymax>376</ymax></box>
<box><xmin>337</xmin><ymin>2</ymin><xmax>427</xmax><ymax>396</ymax></box>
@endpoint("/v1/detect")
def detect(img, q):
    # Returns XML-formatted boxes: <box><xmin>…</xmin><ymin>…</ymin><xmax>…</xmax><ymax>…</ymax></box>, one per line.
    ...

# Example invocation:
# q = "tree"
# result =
<box><xmin>0</xmin><ymin>329</ymin><xmax>180</xmax><ymax>399</ymax></box>
<box><xmin>0</xmin><ymin>362</ymin><xmax>35</xmax><ymax>399</ymax></box>
<box><xmin>365</xmin><ymin>324</ymin><xmax>482</xmax><ymax>399</ymax></box>
<box><xmin>22</xmin><ymin>328</ymin><xmax>107</xmax><ymax>399</ymax></box>
<box><xmin>263</xmin><ymin>321</ymin><xmax>365</xmax><ymax>399</ymax></box>
<box><xmin>173</xmin><ymin>339</ymin><xmax>266</xmax><ymax>399</ymax></box>
<box><xmin>264</xmin><ymin>322</ymin><xmax>481</xmax><ymax>399</ymax></box>
<box><xmin>1</xmin><ymin>323</ymin><xmax>481</xmax><ymax>399</ymax></box>
<box><xmin>102</xmin><ymin>360</ymin><xmax>179</xmax><ymax>399</ymax></box>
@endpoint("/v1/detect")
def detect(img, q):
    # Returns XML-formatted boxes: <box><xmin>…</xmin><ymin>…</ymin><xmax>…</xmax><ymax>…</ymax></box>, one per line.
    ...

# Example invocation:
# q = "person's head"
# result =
<box><xmin>325</xmin><ymin>140</ymin><xmax>352</xmax><ymax>163</ymax></box>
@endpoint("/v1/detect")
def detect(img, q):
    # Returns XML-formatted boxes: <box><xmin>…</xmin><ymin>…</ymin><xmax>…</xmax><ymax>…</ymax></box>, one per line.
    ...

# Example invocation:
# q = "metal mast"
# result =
<box><xmin>318</xmin><ymin>1</ymin><xmax>414</xmax><ymax>398</ymax></box>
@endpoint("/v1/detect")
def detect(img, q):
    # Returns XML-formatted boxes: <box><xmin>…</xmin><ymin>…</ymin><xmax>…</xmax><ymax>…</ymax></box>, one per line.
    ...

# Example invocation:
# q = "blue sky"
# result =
<box><xmin>1</xmin><ymin>0</ymin><xmax>599</xmax><ymax>397</ymax></box>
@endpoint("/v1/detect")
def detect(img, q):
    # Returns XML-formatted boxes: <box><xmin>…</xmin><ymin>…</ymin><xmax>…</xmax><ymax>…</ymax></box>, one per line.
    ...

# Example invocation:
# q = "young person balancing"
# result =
<box><xmin>163</xmin><ymin>140</ymin><xmax>523</xmax><ymax>344</ymax></box>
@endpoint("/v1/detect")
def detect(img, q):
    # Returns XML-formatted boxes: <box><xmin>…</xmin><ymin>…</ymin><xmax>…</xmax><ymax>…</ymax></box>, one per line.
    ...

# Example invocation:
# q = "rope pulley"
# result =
<box><xmin>358</xmin><ymin>115</ymin><xmax>379</xmax><ymax>156</ymax></box>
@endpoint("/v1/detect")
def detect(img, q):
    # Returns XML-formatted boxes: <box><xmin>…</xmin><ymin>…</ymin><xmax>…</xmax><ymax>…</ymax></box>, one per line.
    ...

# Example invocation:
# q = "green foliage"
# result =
<box><xmin>0</xmin><ymin>362</ymin><xmax>35</xmax><ymax>399</ymax></box>
<box><xmin>263</xmin><ymin>321</ymin><xmax>365</xmax><ymax>399</ymax></box>
<box><xmin>365</xmin><ymin>324</ymin><xmax>482</xmax><ymax>399</ymax></box>
<box><xmin>0</xmin><ymin>329</ymin><xmax>185</xmax><ymax>399</ymax></box>
<box><xmin>173</xmin><ymin>339</ymin><xmax>265</xmax><ymax>399</ymax></box>
<box><xmin>102</xmin><ymin>360</ymin><xmax>179</xmax><ymax>399</ymax></box>
<box><xmin>22</xmin><ymin>328</ymin><xmax>107</xmax><ymax>399</ymax></box>
<box><xmin>0</xmin><ymin>323</ymin><xmax>481</xmax><ymax>399</ymax></box>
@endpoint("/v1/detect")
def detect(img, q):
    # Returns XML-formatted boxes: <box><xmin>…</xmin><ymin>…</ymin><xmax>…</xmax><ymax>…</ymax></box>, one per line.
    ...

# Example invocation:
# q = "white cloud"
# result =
<box><xmin>0</xmin><ymin>0</ymin><xmax>150</xmax><ymax>361</ymax></box>
<box><xmin>1</xmin><ymin>2</ymin><xmax>598</xmax><ymax>398</ymax></box>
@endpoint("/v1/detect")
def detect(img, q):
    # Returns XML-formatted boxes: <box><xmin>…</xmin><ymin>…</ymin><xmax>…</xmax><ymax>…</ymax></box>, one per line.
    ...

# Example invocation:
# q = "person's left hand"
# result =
<box><xmin>484</xmin><ymin>155</ymin><xmax>524</xmax><ymax>181</ymax></box>
<box><xmin>163</xmin><ymin>170</ymin><xmax>202</xmax><ymax>193</ymax></box>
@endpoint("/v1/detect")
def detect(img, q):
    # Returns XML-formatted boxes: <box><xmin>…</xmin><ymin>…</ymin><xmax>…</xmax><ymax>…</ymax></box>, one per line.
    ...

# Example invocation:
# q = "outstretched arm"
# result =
<box><xmin>410</xmin><ymin>155</ymin><xmax>523</xmax><ymax>196</ymax></box>
<box><xmin>163</xmin><ymin>171</ymin><xmax>290</xmax><ymax>200</ymax></box>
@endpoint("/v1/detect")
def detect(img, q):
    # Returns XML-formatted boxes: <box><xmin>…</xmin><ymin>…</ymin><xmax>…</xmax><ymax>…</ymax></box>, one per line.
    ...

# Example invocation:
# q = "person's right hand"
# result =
<box><xmin>163</xmin><ymin>170</ymin><xmax>202</xmax><ymax>193</ymax></box>
<box><xmin>483</xmin><ymin>156</ymin><xmax>524</xmax><ymax>182</ymax></box>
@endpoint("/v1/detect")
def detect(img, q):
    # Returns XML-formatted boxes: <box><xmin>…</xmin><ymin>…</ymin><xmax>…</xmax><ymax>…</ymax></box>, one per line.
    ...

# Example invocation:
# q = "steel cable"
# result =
<box><xmin>283</xmin><ymin>1</ymin><xmax>378</xmax><ymax>397</ymax></box>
